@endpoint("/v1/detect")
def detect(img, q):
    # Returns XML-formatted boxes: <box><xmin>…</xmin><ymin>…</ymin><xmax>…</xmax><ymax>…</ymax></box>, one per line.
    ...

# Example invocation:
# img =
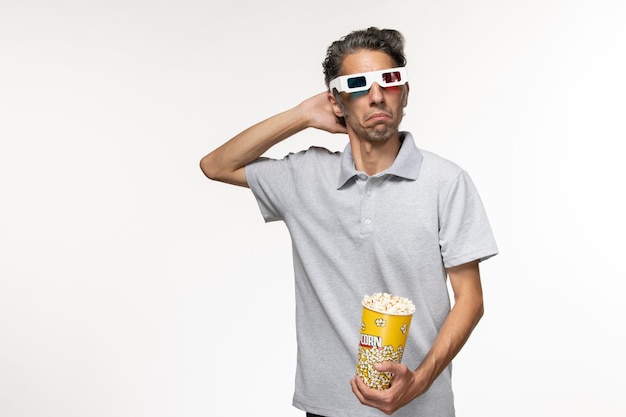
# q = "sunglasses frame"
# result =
<box><xmin>329</xmin><ymin>67</ymin><xmax>408</xmax><ymax>94</ymax></box>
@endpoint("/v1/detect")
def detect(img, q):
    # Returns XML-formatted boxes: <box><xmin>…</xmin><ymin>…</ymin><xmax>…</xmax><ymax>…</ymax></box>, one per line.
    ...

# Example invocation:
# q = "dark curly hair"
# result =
<box><xmin>322</xmin><ymin>27</ymin><xmax>407</xmax><ymax>89</ymax></box>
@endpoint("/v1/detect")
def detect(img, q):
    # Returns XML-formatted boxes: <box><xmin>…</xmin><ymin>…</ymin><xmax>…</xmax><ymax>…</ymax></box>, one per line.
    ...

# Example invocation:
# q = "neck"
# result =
<box><xmin>349</xmin><ymin>133</ymin><xmax>402</xmax><ymax>176</ymax></box>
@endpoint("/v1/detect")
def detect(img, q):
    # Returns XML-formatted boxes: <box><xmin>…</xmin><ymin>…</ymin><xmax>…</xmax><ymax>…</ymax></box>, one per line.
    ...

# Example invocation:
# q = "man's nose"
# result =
<box><xmin>368</xmin><ymin>82</ymin><xmax>385</xmax><ymax>103</ymax></box>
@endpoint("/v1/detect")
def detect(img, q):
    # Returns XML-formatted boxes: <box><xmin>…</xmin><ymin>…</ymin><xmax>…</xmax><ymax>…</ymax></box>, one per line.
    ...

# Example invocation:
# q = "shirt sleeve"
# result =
<box><xmin>245</xmin><ymin>155</ymin><xmax>297</xmax><ymax>223</ymax></box>
<box><xmin>438</xmin><ymin>171</ymin><xmax>499</xmax><ymax>268</ymax></box>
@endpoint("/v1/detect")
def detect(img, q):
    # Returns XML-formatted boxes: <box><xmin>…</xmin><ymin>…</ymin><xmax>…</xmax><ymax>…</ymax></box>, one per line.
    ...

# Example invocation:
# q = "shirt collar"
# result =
<box><xmin>336</xmin><ymin>131</ymin><xmax>423</xmax><ymax>189</ymax></box>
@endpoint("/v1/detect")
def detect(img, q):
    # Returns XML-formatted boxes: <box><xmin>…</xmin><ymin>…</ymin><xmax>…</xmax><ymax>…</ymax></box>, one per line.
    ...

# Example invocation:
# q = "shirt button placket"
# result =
<box><xmin>361</xmin><ymin>178</ymin><xmax>375</xmax><ymax>235</ymax></box>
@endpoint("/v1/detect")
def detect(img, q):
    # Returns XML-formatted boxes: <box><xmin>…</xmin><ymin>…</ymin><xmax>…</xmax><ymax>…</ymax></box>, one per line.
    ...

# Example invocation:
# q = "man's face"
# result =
<box><xmin>331</xmin><ymin>50</ymin><xmax>409</xmax><ymax>143</ymax></box>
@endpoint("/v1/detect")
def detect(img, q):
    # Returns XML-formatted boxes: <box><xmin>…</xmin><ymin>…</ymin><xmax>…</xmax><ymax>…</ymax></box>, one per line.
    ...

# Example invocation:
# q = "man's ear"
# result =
<box><xmin>402</xmin><ymin>83</ymin><xmax>410</xmax><ymax>107</ymax></box>
<box><xmin>328</xmin><ymin>92</ymin><xmax>345</xmax><ymax>117</ymax></box>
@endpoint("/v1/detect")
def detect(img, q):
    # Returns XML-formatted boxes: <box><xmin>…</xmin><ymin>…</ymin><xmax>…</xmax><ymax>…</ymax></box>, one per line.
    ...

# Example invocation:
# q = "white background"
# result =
<box><xmin>1</xmin><ymin>0</ymin><xmax>625</xmax><ymax>416</ymax></box>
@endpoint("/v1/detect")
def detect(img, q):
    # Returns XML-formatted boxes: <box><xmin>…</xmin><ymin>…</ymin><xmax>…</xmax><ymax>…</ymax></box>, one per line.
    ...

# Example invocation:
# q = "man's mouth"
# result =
<box><xmin>367</xmin><ymin>112</ymin><xmax>391</xmax><ymax>122</ymax></box>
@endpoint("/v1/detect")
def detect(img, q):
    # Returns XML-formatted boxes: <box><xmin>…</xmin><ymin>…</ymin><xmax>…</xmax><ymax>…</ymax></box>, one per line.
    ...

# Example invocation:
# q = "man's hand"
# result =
<box><xmin>350</xmin><ymin>362</ymin><xmax>429</xmax><ymax>415</ymax></box>
<box><xmin>297</xmin><ymin>92</ymin><xmax>348</xmax><ymax>134</ymax></box>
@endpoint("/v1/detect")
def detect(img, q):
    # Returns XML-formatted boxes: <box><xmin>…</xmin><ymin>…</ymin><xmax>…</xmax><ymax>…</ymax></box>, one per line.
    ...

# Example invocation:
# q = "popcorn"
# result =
<box><xmin>356</xmin><ymin>344</ymin><xmax>405</xmax><ymax>390</ymax></box>
<box><xmin>357</xmin><ymin>292</ymin><xmax>415</xmax><ymax>390</ymax></box>
<box><xmin>362</xmin><ymin>292</ymin><xmax>416</xmax><ymax>315</ymax></box>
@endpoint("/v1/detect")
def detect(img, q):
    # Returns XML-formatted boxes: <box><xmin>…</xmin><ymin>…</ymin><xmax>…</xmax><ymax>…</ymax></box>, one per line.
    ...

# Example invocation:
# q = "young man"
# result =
<box><xmin>200</xmin><ymin>27</ymin><xmax>498</xmax><ymax>417</ymax></box>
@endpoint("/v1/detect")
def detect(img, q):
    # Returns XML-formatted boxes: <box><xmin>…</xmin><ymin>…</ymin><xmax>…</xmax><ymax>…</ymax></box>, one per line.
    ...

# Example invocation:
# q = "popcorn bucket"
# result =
<box><xmin>356</xmin><ymin>302</ymin><xmax>414</xmax><ymax>390</ymax></box>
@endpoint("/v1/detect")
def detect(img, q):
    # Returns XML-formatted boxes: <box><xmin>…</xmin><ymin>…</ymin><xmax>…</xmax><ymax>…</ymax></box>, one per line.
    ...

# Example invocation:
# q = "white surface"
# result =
<box><xmin>1</xmin><ymin>0</ymin><xmax>624</xmax><ymax>416</ymax></box>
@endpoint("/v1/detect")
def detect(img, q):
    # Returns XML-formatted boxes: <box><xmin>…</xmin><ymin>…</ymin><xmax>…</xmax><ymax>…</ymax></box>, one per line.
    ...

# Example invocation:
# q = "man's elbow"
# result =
<box><xmin>472</xmin><ymin>294</ymin><xmax>485</xmax><ymax>328</ymax></box>
<box><xmin>458</xmin><ymin>290</ymin><xmax>484</xmax><ymax>326</ymax></box>
<box><xmin>199</xmin><ymin>154</ymin><xmax>222</xmax><ymax>181</ymax></box>
<box><xmin>476</xmin><ymin>300</ymin><xmax>485</xmax><ymax>322</ymax></box>
<box><xmin>199</xmin><ymin>155</ymin><xmax>247</xmax><ymax>186</ymax></box>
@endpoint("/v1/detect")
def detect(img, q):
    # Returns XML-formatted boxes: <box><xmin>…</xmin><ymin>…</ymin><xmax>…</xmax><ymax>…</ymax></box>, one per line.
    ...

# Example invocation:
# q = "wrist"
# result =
<box><xmin>413</xmin><ymin>358</ymin><xmax>439</xmax><ymax>391</ymax></box>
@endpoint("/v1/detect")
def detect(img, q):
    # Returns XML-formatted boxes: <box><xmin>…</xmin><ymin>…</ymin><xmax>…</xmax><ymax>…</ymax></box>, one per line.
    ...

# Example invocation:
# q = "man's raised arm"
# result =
<box><xmin>199</xmin><ymin>92</ymin><xmax>346</xmax><ymax>187</ymax></box>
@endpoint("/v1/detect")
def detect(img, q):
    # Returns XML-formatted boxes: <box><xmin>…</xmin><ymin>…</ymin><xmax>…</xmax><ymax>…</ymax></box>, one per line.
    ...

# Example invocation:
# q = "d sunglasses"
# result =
<box><xmin>329</xmin><ymin>67</ymin><xmax>408</xmax><ymax>94</ymax></box>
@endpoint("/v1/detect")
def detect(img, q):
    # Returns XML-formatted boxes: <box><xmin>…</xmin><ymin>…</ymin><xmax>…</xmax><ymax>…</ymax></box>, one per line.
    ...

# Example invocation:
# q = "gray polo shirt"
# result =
<box><xmin>246</xmin><ymin>131</ymin><xmax>498</xmax><ymax>417</ymax></box>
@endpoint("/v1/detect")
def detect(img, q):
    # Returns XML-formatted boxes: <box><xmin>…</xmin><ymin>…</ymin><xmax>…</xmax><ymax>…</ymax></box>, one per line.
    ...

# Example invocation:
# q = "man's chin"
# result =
<box><xmin>364</xmin><ymin>125</ymin><xmax>395</xmax><ymax>142</ymax></box>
